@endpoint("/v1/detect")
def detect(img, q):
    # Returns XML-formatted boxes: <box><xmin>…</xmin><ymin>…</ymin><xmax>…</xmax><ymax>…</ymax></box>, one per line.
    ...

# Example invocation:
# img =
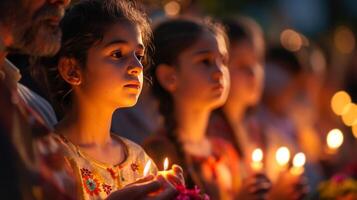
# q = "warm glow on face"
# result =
<box><xmin>163</xmin><ymin>157</ymin><xmax>169</xmax><ymax>171</ymax></box>
<box><xmin>331</xmin><ymin>91</ymin><xmax>352</xmax><ymax>116</ymax></box>
<box><xmin>327</xmin><ymin>129</ymin><xmax>344</xmax><ymax>149</ymax></box>
<box><xmin>276</xmin><ymin>146</ymin><xmax>290</xmax><ymax>166</ymax></box>
<box><xmin>292</xmin><ymin>152</ymin><xmax>306</xmax><ymax>168</ymax></box>
<box><xmin>143</xmin><ymin>160</ymin><xmax>151</xmax><ymax>176</ymax></box>
<box><xmin>252</xmin><ymin>148</ymin><xmax>263</xmax><ymax>162</ymax></box>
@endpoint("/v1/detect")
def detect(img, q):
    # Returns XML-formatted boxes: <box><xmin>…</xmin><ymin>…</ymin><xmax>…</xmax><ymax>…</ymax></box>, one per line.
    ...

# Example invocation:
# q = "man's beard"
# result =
<box><xmin>9</xmin><ymin>3</ymin><xmax>64</xmax><ymax>57</ymax></box>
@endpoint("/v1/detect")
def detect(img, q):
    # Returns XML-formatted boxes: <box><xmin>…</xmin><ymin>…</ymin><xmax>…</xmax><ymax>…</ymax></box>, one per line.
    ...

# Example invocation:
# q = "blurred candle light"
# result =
<box><xmin>143</xmin><ymin>160</ymin><xmax>152</xmax><ymax>176</ymax></box>
<box><xmin>251</xmin><ymin>148</ymin><xmax>263</xmax><ymax>171</ymax></box>
<box><xmin>331</xmin><ymin>91</ymin><xmax>351</xmax><ymax>116</ymax></box>
<box><xmin>334</xmin><ymin>26</ymin><xmax>355</xmax><ymax>54</ymax></box>
<box><xmin>164</xmin><ymin>1</ymin><xmax>180</xmax><ymax>17</ymax></box>
<box><xmin>352</xmin><ymin>124</ymin><xmax>357</xmax><ymax>139</ymax></box>
<box><xmin>276</xmin><ymin>146</ymin><xmax>290</xmax><ymax>169</ymax></box>
<box><xmin>158</xmin><ymin>157</ymin><xmax>170</xmax><ymax>178</ymax></box>
<box><xmin>280</xmin><ymin>29</ymin><xmax>303</xmax><ymax>52</ymax></box>
<box><xmin>290</xmin><ymin>152</ymin><xmax>306</xmax><ymax>175</ymax></box>
<box><xmin>342</xmin><ymin>103</ymin><xmax>357</xmax><ymax>126</ymax></box>
<box><xmin>163</xmin><ymin>157</ymin><xmax>169</xmax><ymax>171</ymax></box>
<box><xmin>327</xmin><ymin>129</ymin><xmax>344</xmax><ymax>151</ymax></box>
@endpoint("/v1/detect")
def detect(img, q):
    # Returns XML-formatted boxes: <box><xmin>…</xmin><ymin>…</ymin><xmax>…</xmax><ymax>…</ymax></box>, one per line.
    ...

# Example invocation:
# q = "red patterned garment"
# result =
<box><xmin>0</xmin><ymin>77</ymin><xmax>76</xmax><ymax>199</ymax></box>
<box><xmin>143</xmin><ymin>132</ymin><xmax>242</xmax><ymax>200</ymax></box>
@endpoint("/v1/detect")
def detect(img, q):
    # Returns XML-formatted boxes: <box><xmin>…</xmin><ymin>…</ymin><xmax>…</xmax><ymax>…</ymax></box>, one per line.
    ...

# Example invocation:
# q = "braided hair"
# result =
<box><xmin>149</xmin><ymin>18</ymin><xmax>228</xmax><ymax>188</ymax></box>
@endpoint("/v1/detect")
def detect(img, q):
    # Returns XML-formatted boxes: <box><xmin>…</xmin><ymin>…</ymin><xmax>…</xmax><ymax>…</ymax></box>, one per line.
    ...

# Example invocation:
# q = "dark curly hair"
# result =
<box><xmin>35</xmin><ymin>0</ymin><xmax>152</xmax><ymax>119</ymax></box>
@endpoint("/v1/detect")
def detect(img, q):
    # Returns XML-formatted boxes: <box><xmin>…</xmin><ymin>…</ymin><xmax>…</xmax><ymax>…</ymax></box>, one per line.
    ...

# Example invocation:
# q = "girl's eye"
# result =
<box><xmin>201</xmin><ymin>58</ymin><xmax>211</xmax><ymax>66</ymax></box>
<box><xmin>110</xmin><ymin>51</ymin><xmax>123</xmax><ymax>59</ymax></box>
<box><xmin>136</xmin><ymin>54</ymin><xmax>144</xmax><ymax>62</ymax></box>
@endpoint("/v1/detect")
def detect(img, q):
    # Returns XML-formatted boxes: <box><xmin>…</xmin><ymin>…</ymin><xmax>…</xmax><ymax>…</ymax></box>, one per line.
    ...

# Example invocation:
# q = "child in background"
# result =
<box><xmin>144</xmin><ymin>18</ymin><xmax>269</xmax><ymax>200</ymax></box>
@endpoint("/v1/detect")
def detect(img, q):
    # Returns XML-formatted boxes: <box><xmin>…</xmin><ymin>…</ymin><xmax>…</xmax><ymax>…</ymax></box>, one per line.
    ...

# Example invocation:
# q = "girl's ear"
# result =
<box><xmin>156</xmin><ymin>64</ymin><xmax>178</xmax><ymax>92</ymax></box>
<box><xmin>58</xmin><ymin>57</ymin><xmax>82</xmax><ymax>86</ymax></box>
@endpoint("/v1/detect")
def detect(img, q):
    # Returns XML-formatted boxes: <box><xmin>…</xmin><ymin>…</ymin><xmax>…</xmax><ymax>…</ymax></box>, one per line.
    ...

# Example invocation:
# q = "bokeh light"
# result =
<box><xmin>334</xmin><ymin>26</ymin><xmax>355</xmax><ymax>54</ymax></box>
<box><xmin>331</xmin><ymin>91</ymin><xmax>352</xmax><ymax>116</ymax></box>
<box><xmin>164</xmin><ymin>1</ymin><xmax>181</xmax><ymax>16</ymax></box>
<box><xmin>326</xmin><ymin>129</ymin><xmax>344</xmax><ymax>149</ymax></box>
<box><xmin>342</xmin><ymin>103</ymin><xmax>357</xmax><ymax>126</ymax></box>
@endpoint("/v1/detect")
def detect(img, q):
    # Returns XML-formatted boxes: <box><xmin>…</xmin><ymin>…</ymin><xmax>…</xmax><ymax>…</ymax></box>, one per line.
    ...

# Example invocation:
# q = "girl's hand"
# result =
<box><xmin>165</xmin><ymin>164</ymin><xmax>185</xmax><ymax>187</ymax></box>
<box><xmin>106</xmin><ymin>175</ymin><xmax>178</xmax><ymax>200</ymax></box>
<box><xmin>268</xmin><ymin>172</ymin><xmax>310</xmax><ymax>200</ymax></box>
<box><xmin>236</xmin><ymin>173</ymin><xmax>272</xmax><ymax>200</ymax></box>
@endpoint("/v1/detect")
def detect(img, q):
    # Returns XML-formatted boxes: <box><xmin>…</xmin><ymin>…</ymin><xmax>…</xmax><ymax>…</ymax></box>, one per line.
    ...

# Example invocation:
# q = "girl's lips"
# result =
<box><xmin>124</xmin><ymin>82</ymin><xmax>141</xmax><ymax>89</ymax></box>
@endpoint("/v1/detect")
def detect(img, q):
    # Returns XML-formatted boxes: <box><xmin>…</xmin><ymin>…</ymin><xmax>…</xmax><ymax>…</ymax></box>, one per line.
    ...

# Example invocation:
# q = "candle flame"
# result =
<box><xmin>163</xmin><ymin>157</ymin><xmax>169</xmax><ymax>171</ymax></box>
<box><xmin>327</xmin><ymin>129</ymin><xmax>344</xmax><ymax>149</ymax></box>
<box><xmin>252</xmin><ymin>148</ymin><xmax>263</xmax><ymax>162</ymax></box>
<box><xmin>275</xmin><ymin>146</ymin><xmax>290</xmax><ymax>166</ymax></box>
<box><xmin>292</xmin><ymin>152</ymin><xmax>306</xmax><ymax>168</ymax></box>
<box><xmin>143</xmin><ymin>160</ymin><xmax>151</xmax><ymax>176</ymax></box>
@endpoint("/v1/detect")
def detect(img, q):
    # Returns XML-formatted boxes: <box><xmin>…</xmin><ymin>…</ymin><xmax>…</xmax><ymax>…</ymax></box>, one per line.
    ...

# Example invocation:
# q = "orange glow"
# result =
<box><xmin>280</xmin><ymin>29</ymin><xmax>303</xmax><ymax>52</ymax></box>
<box><xmin>164</xmin><ymin>1</ymin><xmax>180</xmax><ymax>17</ymax></box>
<box><xmin>331</xmin><ymin>91</ymin><xmax>351</xmax><ymax>116</ymax></box>
<box><xmin>342</xmin><ymin>103</ymin><xmax>357</xmax><ymax>126</ymax></box>
<box><xmin>352</xmin><ymin>124</ymin><xmax>357</xmax><ymax>139</ymax></box>
<box><xmin>334</xmin><ymin>26</ymin><xmax>355</xmax><ymax>54</ymax></box>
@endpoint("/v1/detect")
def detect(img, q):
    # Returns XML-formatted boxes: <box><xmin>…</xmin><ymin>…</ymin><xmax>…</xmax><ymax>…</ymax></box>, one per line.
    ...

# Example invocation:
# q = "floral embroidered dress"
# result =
<box><xmin>56</xmin><ymin>134</ymin><xmax>157</xmax><ymax>200</ymax></box>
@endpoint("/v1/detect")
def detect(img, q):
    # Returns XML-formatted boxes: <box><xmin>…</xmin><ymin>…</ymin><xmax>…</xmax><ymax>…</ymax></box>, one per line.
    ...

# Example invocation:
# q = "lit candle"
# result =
<box><xmin>326</xmin><ymin>129</ymin><xmax>344</xmax><ymax>153</ymax></box>
<box><xmin>290</xmin><ymin>152</ymin><xmax>306</xmax><ymax>176</ymax></box>
<box><xmin>275</xmin><ymin>146</ymin><xmax>290</xmax><ymax>170</ymax></box>
<box><xmin>158</xmin><ymin>157</ymin><xmax>170</xmax><ymax>178</ymax></box>
<box><xmin>251</xmin><ymin>148</ymin><xmax>263</xmax><ymax>172</ymax></box>
<box><xmin>163</xmin><ymin>157</ymin><xmax>169</xmax><ymax>171</ymax></box>
<box><xmin>143</xmin><ymin>160</ymin><xmax>152</xmax><ymax>176</ymax></box>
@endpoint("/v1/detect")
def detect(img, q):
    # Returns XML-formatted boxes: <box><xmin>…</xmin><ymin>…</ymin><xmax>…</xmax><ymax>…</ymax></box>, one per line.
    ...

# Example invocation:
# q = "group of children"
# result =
<box><xmin>2</xmin><ymin>0</ymin><xmax>319</xmax><ymax>199</ymax></box>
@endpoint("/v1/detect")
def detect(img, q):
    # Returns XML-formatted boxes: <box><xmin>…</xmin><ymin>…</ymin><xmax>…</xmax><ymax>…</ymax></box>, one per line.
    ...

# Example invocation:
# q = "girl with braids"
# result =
<box><xmin>143</xmin><ymin>18</ymin><xmax>241</xmax><ymax>199</ymax></box>
<box><xmin>37</xmin><ymin>0</ymin><xmax>183</xmax><ymax>199</ymax></box>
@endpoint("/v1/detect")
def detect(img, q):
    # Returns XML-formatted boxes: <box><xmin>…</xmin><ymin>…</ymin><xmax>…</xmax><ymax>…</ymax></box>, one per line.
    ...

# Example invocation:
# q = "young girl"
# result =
<box><xmin>143</xmin><ymin>18</ymin><xmax>242</xmax><ymax>199</ymax></box>
<box><xmin>206</xmin><ymin>17</ymin><xmax>273</xmax><ymax>199</ymax></box>
<box><xmin>38</xmin><ymin>0</ymin><xmax>182</xmax><ymax>199</ymax></box>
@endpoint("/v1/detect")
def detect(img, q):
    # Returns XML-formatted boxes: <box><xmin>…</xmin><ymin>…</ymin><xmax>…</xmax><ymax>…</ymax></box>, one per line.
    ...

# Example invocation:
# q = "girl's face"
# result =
<box><xmin>227</xmin><ymin>41</ymin><xmax>264</xmax><ymax>107</ymax></box>
<box><xmin>79</xmin><ymin>22</ymin><xmax>144</xmax><ymax>109</ymax></box>
<box><xmin>172</xmin><ymin>30</ymin><xmax>230</xmax><ymax>110</ymax></box>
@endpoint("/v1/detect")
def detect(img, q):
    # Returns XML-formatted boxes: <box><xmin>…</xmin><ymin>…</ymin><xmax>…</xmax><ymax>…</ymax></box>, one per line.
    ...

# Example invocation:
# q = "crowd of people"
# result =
<box><xmin>0</xmin><ymin>0</ymin><xmax>356</xmax><ymax>200</ymax></box>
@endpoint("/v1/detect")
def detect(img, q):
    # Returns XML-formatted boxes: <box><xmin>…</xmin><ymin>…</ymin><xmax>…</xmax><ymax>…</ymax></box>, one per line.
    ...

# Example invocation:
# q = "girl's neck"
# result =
<box><xmin>222</xmin><ymin>98</ymin><xmax>247</xmax><ymax>126</ymax></box>
<box><xmin>56</xmin><ymin>96</ymin><xmax>114</xmax><ymax>148</ymax></box>
<box><xmin>174</xmin><ymin>101</ymin><xmax>210</xmax><ymax>144</ymax></box>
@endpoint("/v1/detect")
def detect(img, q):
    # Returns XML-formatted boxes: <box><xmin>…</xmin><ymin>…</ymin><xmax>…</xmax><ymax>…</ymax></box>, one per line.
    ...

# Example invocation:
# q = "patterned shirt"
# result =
<box><xmin>55</xmin><ymin>134</ymin><xmax>158</xmax><ymax>200</ymax></box>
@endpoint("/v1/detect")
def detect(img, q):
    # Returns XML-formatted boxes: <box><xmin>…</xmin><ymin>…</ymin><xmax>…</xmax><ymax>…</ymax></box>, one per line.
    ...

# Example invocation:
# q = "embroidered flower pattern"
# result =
<box><xmin>102</xmin><ymin>183</ymin><xmax>112</xmax><ymax>195</ymax></box>
<box><xmin>80</xmin><ymin>168</ymin><xmax>101</xmax><ymax>196</ymax></box>
<box><xmin>131</xmin><ymin>162</ymin><xmax>139</xmax><ymax>172</ymax></box>
<box><xmin>83</xmin><ymin>177</ymin><xmax>101</xmax><ymax>196</ymax></box>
